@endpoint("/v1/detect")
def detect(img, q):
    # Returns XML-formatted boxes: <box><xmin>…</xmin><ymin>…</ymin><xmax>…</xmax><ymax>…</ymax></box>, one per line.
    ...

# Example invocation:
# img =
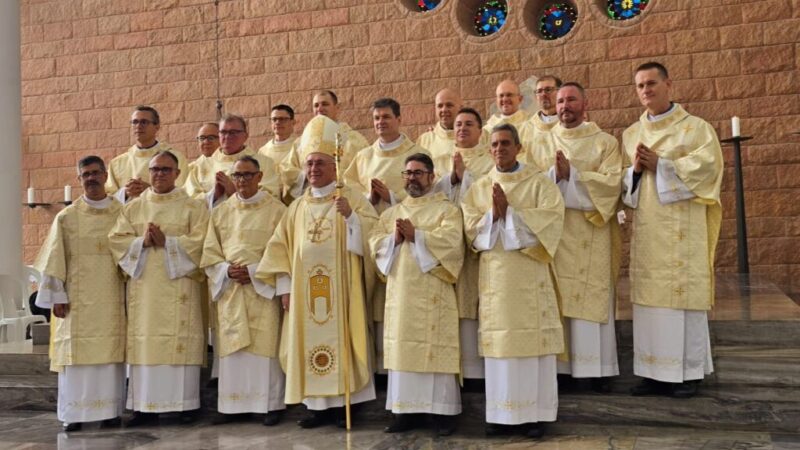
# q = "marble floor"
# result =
<box><xmin>1</xmin><ymin>411</ymin><xmax>799</xmax><ymax>450</ymax></box>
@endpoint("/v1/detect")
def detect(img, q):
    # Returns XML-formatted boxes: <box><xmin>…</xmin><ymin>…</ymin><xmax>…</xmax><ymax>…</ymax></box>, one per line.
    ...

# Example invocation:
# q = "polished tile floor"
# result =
<box><xmin>1</xmin><ymin>411</ymin><xmax>799</xmax><ymax>450</ymax></box>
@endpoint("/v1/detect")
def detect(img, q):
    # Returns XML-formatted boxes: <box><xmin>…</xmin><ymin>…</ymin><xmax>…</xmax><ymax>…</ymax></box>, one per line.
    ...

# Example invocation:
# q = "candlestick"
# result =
<box><xmin>731</xmin><ymin>116</ymin><xmax>740</xmax><ymax>137</ymax></box>
<box><xmin>27</xmin><ymin>187</ymin><xmax>35</xmax><ymax>204</ymax></box>
<box><xmin>64</xmin><ymin>185</ymin><xmax>72</xmax><ymax>202</ymax></box>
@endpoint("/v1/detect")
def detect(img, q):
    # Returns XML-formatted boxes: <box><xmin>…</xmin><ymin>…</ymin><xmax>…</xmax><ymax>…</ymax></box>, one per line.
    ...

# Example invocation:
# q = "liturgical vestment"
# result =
<box><xmin>105</xmin><ymin>142</ymin><xmax>188</xmax><ymax>203</ymax></box>
<box><xmin>201</xmin><ymin>191</ymin><xmax>287</xmax><ymax>414</ymax></box>
<box><xmin>519</xmin><ymin>112</ymin><xmax>559</xmax><ymax>164</ymax></box>
<box><xmin>621</xmin><ymin>104</ymin><xmax>722</xmax><ymax>383</ymax></box>
<box><xmin>258</xmin><ymin>136</ymin><xmax>297</xmax><ymax>176</ymax></box>
<box><xmin>461</xmin><ymin>164</ymin><xmax>565</xmax><ymax>425</ymax></box>
<box><xmin>370</xmin><ymin>192</ymin><xmax>464</xmax><ymax>415</ymax></box>
<box><xmin>530</xmin><ymin>121</ymin><xmax>623</xmax><ymax>378</ymax></box>
<box><xmin>34</xmin><ymin>196</ymin><xmax>126</xmax><ymax>424</ymax></box>
<box><xmin>108</xmin><ymin>188</ymin><xmax>208</xmax><ymax>413</ymax></box>
<box><xmin>256</xmin><ymin>183</ymin><xmax>378</xmax><ymax>409</ymax></box>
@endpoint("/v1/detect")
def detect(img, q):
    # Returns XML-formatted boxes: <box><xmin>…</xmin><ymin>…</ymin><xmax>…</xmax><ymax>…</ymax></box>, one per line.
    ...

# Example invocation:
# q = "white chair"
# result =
<box><xmin>0</xmin><ymin>273</ymin><xmax>47</xmax><ymax>343</ymax></box>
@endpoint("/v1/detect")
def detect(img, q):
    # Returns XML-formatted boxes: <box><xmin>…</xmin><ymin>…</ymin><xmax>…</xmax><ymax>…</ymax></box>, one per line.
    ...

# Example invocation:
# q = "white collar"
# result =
<box><xmin>540</xmin><ymin>112</ymin><xmax>558</xmax><ymax>124</ymax></box>
<box><xmin>497</xmin><ymin>162</ymin><xmax>524</xmax><ymax>173</ymax></box>
<box><xmin>135</xmin><ymin>141</ymin><xmax>159</xmax><ymax>151</ymax></box>
<box><xmin>310</xmin><ymin>182</ymin><xmax>337</xmax><ymax>198</ymax></box>
<box><xmin>647</xmin><ymin>103</ymin><xmax>676</xmax><ymax>122</ymax></box>
<box><xmin>236</xmin><ymin>190</ymin><xmax>266</xmax><ymax>204</ymax></box>
<box><xmin>378</xmin><ymin>135</ymin><xmax>404</xmax><ymax>151</ymax></box>
<box><xmin>273</xmin><ymin>136</ymin><xmax>292</xmax><ymax>145</ymax></box>
<box><xmin>82</xmin><ymin>195</ymin><xmax>112</xmax><ymax>209</ymax></box>
<box><xmin>151</xmin><ymin>187</ymin><xmax>177</xmax><ymax>197</ymax></box>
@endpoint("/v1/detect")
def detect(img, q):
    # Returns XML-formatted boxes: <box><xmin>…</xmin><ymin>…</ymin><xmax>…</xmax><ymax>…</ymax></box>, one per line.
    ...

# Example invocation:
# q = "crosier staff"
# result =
<box><xmin>334</xmin><ymin>132</ymin><xmax>353</xmax><ymax>431</ymax></box>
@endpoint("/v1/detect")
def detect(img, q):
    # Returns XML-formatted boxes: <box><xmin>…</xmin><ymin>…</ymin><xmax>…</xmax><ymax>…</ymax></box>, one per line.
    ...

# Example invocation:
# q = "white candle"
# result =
<box><xmin>27</xmin><ymin>187</ymin><xmax>35</xmax><ymax>204</ymax></box>
<box><xmin>731</xmin><ymin>116</ymin><xmax>740</xmax><ymax>137</ymax></box>
<box><xmin>64</xmin><ymin>185</ymin><xmax>72</xmax><ymax>202</ymax></box>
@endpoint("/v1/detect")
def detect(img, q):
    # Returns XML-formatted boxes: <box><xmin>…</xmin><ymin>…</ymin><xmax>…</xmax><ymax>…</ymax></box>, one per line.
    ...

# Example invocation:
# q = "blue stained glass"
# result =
<box><xmin>474</xmin><ymin>0</ymin><xmax>508</xmax><ymax>37</ymax></box>
<box><xmin>417</xmin><ymin>0</ymin><xmax>441</xmax><ymax>12</ymax></box>
<box><xmin>539</xmin><ymin>3</ymin><xmax>578</xmax><ymax>40</ymax></box>
<box><xmin>607</xmin><ymin>0</ymin><xmax>649</xmax><ymax>20</ymax></box>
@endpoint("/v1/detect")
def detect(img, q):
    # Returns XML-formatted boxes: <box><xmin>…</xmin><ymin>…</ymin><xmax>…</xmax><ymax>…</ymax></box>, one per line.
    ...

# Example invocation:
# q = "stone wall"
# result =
<box><xmin>19</xmin><ymin>0</ymin><xmax>800</xmax><ymax>293</ymax></box>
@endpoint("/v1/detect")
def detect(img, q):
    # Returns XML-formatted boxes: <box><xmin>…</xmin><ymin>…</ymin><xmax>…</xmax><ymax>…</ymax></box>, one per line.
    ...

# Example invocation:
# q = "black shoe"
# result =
<box><xmin>206</xmin><ymin>378</ymin><xmax>219</xmax><ymax>389</ymax></box>
<box><xmin>334</xmin><ymin>407</ymin><xmax>349</xmax><ymax>429</ymax></box>
<box><xmin>524</xmin><ymin>422</ymin><xmax>547</xmax><ymax>439</ymax></box>
<box><xmin>557</xmin><ymin>374</ymin><xmax>578</xmax><ymax>392</ymax></box>
<box><xmin>125</xmin><ymin>412</ymin><xmax>158</xmax><ymax>428</ymax></box>
<box><xmin>590</xmin><ymin>377</ymin><xmax>613</xmax><ymax>393</ymax></box>
<box><xmin>384</xmin><ymin>414</ymin><xmax>415</xmax><ymax>433</ymax></box>
<box><xmin>63</xmin><ymin>422</ymin><xmax>82</xmax><ymax>432</ymax></box>
<box><xmin>670</xmin><ymin>381</ymin><xmax>699</xmax><ymax>398</ymax></box>
<box><xmin>434</xmin><ymin>415</ymin><xmax>456</xmax><ymax>437</ymax></box>
<box><xmin>180</xmin><ymin>410</ymin><xmax>199</xmax><ymax>424</ymax></box>
<box><xmin>485</xmin><ymin>423</ymin><xmax>511</xmax><ymax>436</ymax></box>
<box><xmin>462</xmin><ymin>378</ymin><xmax>485</xmax><ymax>393</ymax></box>
<box><xmin>211</xmin><ymin>413</ymin><xmax>248</xmax><ymax>425</ymax></box>
<box><xmin>298</xmin><ymin>410</ymin><xmax>331</xmax><ymax>429</ymax></box>
<box><xmin>630</xmin><ymin>378</ymin><xmax>668</xmax><ymax>396</ymax></box>
<box><xmin>263</xmin><ymin>410</ymin><xmax>283</xmax><ymax>426</ymax></box>
<box><xmin>100</xmin><ymin>417</ymin><xmax>121</xmax><ymax>428</ymax></box>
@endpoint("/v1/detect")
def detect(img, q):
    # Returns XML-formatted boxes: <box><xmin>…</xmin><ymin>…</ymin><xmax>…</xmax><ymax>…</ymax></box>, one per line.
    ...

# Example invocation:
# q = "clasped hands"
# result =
<box><xmin>142</xmin><ymin>223</ymin><xmax>166</xmax><ymax>248</ymax></box>
<box><xmin>124</xmin><ymin>178</ymin><xmax>149</xmax><ymax>200</ymax></box>
<box><xmin>491</xmin><ymin>183</ymin><xmax>509</xmax><ymax>222</ymax></box>
<box><xmin>369</xmin><ymin>178</ymin><xmax>391</xmax><ymax>205</ymax></box>
<box><xmin>393</xmin><ymin>218</ymin><xmax>416</xmax><ymax>245</ymax></box>
<box><xmin>226</xmin><ymin>264</ymin><xmax>252</xmax><ymax>285</ymax></box>
<box><xmin>633</xmin><ymin>143</ymin><xmax>658</xmax><ymax>174</ymax></box>
<box><xmin>213</xmin><ymin>171</ymin><xmax>236</xmax><ymax>201</ymax></box>
<box><xmin>555</xmin><ymin>150</ymin><xmax>570</xmax><ymax>182</ymax></box>
<box><xmin>450</xmin><ymin>152</ymin><xmax>465</xmax><ymax>185</ymax></box>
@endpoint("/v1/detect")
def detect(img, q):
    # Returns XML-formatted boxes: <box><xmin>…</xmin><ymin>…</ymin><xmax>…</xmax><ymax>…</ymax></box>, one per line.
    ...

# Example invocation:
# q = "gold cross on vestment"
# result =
<box><xmin>682</xmin><ymin>124</ymin><xmax>694</xmax><ymax>134</ymax></box>
<box><xmin>676</xmin><ymin>231</ymin><xmax>685</xmax><ymax>241</ymax></box>
<box><xmin>308</xmin><ymin>218</ymin><xmax>331</xmax><ymax>243</ymax></box>
<box><xmin>176</xmin><ymin>343</ymin><xmax>185</xmax><ymax>353</ymax></box>
<box><xmin>673</xmin><ymin>287</ymin><xmax>685</xmax><ymax>296</ymax></box>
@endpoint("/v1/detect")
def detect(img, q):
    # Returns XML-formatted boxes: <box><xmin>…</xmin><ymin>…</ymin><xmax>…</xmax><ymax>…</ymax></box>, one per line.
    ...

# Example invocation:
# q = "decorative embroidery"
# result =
<box><xmin>308</xmin><ymin>345</ymin><xmax>336</xmax><ymax>376</ymax></box>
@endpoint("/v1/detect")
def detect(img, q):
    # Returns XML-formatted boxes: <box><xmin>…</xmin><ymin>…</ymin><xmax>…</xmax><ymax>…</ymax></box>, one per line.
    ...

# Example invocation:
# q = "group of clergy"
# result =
<box><xmin>34</xmin><ymin>60</ymin><xmax>723</xmax><ymax>439</ymax></box>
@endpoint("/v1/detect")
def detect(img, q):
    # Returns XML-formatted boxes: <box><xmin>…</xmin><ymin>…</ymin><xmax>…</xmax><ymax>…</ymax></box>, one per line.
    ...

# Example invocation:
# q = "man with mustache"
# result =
<box><xmin>34</xmin><ymin>156</ymin><xmax>126</xmax><ymax>432</ymax></box>
<box><xmin>184</xmin><ymin>113</ymin><xmax>280</xmax><ymax>209</ymax></box>
<box><xmin>369</xmin><ymin>153</ymin><xmax>464</xmax><ymax>436</ymax></box>
<box><xmin>109</xmin><ymin>151</ymin><xmax>209</xmax><ymax>427</ymax></box>
<box><xmin>256</xmin><ymin>115</ymin><xmax>378</xmax><ymax>429</ymax></box>
<box><xmin>461</xmin><ymin>124</ymin><xmax>565</xmax><ymax>439</ymax></box>
<box><xmin>529</xmin><ymin>82</ymin><xmax>623</xmax><ymax>392</ymax></box>
<box><xmin>105</xmin><ymin>105</ymin><xmax>188</xmax><ymax>203</ymax></box>
<box><xmin>343</xmin><ymin>97</ymin><xmax>429</xmax><ymax>375</ymax></box>
<box><xmin>433</xmin><ymin>108</ymin><xmax>495</xmax><ymax>386</ymax></box>
<box><xmin>201</xmin><ymin>156</ymin><xmax>288</xmax><ymax>426</ymax></box>
<box><xmin>622</xmin><ymin>62</ymin><xmax>723</xmax><ymax>398</ymax></box>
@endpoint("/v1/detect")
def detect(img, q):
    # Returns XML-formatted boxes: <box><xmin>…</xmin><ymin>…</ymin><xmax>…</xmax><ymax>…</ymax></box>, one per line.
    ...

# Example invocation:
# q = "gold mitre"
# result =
<box><xmin>299</xmin><ymin>115</ymin><xmax>341</xmax><ymax>161</ymax></box>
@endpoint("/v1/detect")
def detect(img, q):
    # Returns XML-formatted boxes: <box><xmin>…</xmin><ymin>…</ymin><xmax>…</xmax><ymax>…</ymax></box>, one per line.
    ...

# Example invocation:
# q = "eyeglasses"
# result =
<box><xmin>219</xmin><ymin>129</ymin><xmax>245</xmax><ymax>137</ymax></box>
<box><xmin>271</xmin><ymin>117</ymin><xmax>292</xmax><ymax>123</ymax></box>
<box><xmin>130</xmin><ymin>119</ymin><xmax>155</xmax><ymax>126</ymax></box>
<box><xmin>535</xmin><ymin>87</ymin><xmax>557</xmax><ymax>95</ymax></box>
<box><xmin>148</xmin><ymin>166</ymin><xmax>174</xmax><ymax>175</ymax></box>
<box><xmin>231</xmin><ymin>171</ymin><xmax>260</xmax><ymax>181</ymax></box>
<box><xmin>196</xmin><ymin>135</ymin><xmax>218</xmax><ymax>142</ymax></box>
<box><xmin>305</xmin><ymin>160</ymin><xmax>330</xmax><ymax>168</ymax></box>
<box><xmin>401</xmin><ymin>170</ymin><xmax>431</xmax><ymax>179</ymax></box>
<box><xmin>79</xmin><ymin>170</ymin><xmax>105</xmax><ymax>180</ymax></box>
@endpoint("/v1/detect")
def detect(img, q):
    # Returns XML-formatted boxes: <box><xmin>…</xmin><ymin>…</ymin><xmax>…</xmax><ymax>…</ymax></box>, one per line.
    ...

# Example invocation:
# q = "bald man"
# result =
<box><xmin>483</xmin><ymin>80</ymin><xmax>532</xmax><ymax>137</ymax></box>
<box><xmin>417</xmin><ymin>88</ymin><xmax>463</xmax><ymax>161</ymax></box>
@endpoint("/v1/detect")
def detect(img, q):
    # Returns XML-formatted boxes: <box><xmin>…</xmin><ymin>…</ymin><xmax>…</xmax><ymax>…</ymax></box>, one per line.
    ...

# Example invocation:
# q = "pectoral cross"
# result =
<box><xmin>308</xmin><ymin>219</ymin><xmax>332</xmax><ymax>243</ymax></box>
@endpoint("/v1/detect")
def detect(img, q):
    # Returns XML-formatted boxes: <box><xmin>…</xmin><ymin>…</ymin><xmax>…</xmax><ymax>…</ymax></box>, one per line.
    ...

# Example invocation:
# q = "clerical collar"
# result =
<box><xmin>500</xmin><ymin>111</ymin><xmax>517</xmax><ymax>119</ymax></box>
<box><xmin>379</xmin><ymin>135</ymin><xmax>404</xmax><ymax>151</ymax></box>
<box><xmin>136</xmin><ymin>140</ymin><xmax>159</xmax><ymax>151</ymax></box>
<box><xmin>151</xmin><ymin>187</ymin><xmax>177</xmax><ymax>196</ymax></box>
<box><xmin>236</xmin><ymin>190</ymin><xmax>266</xmax><ymax>204</ymax></box>
<box><xmin>497</xmin><ymin>161</ymin><xmax>522</xmax><ymax>173</ymax></box>
<box><xmin>647</xmin><ymin>103</ymin><xmax>676</xmax><ymax>122</ymax></box>
<box><xmin>274</xmin><ymin>136</ymin><xmax>292</xmax><ymax>145</ymax></box>
<box><xmin>311</xmin><ymin>182</ymin><xmax>336</xmax><ymax>198</ymax></box>
<box><xmin>82</xmin><ymin>195</ymin><xmax>112</xmax><ymax>209</ymax></box>
<box><xmin>540</xmin><ymin>112</ymin><xmax>558</xmax><ymax>124</ymax></box>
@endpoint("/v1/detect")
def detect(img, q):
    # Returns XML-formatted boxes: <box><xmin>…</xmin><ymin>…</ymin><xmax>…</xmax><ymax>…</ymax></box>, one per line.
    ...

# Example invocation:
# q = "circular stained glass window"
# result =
<box><xmin>539</xmin><ymin>3</ymin><xmax>578</xmax><ymax>40</ymax></box>
<box><xmin>607</xmin><ymin>0</ymin><xmax>648</xmax><ymax>20</ymax></box>
<box><xmin>474</xmin><ymin>0</ymin><xmax>508</xmax><ymax>37</ymax></box>
<box><xmin>418</xmin><ymin>0</ymin><xmax>442</xmax><ymax>11</ymax></box>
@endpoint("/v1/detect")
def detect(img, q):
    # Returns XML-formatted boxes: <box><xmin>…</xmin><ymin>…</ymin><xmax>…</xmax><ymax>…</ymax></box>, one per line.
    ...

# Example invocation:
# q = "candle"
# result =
<box><xmin>731</xmin><ymin>116</ymin><xmax>740</xmax><ymax>137</ymax></box>
<box><xmin>64</xmin><ymin>185</ymin><xmax>72</xmax><ymax>202</ymax></box>
<box><xmin>27</xmin><ymin>187</ymin><xmax>35</xmax><ymax>204</ymax></box>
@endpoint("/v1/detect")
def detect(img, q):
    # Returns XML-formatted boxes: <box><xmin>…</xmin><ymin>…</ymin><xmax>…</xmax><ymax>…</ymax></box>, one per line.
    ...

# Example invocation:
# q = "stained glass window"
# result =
<box><xmin>474</xmin><ymin>0</ymin><xmax>508</xmax><ymax>37</ymax></box>
<box><xmin>539</xmin><ymin>3</ymin><xmax>578</xmax><ymax>40</ymax></box>
<box><xmin>417</xmin><ymin>0</ymin><xmax>441</xmax><ymax>12</ymax></box>
<box><xmin>607</xmin><ymin>0</ymin><xmax>648</xmax><ymax>20</ymax></box>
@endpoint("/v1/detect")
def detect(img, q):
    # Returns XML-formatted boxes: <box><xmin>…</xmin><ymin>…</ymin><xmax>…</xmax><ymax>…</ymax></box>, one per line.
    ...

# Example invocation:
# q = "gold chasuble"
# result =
<box><xmin>369</xmin><ymin>193</ymin><xmax>464</xmax><ymax>374</ymax></box>
<box><xmin>519</xmin><ymin>113</ymin><xmax>558</xmax><ymax>164</ymax></box>
<box><xmin>434</xmin><ymin>143</ymin><xmax>494</xmax><ymax>319</ymax></box>
<box><xmin>258</xmin><ymin>136</ymin><xmax>297</xmax><ymax>173</ymax></box>
<box><xmin>256</xmin><ymin>186</ymin><xmax>377</xmax><ymax>404</ymax></box>
<box><xmin>278</xmin><ymin>123</ymin><xmax>368</xmax><ymax>196</ymax></box>
<box><xmin>622</xmin><ymin>104</ymin><xmax>723</xmax><ymax>311</ymax></box>
<box><xmin>183</xmin><ymin>147</ymin><xmax>280</xmax><ymax>201</ymax></box>
<box><xmin>34</xmin><ymin>197</ymin><xmax>125</xmax><ymax>371</ymax></box>
<box><xmin>529</xmin><ymin>123</ymin><xmax>623</xmax><ymax>323</ymax></box>
<box><xmin>417</xmin><ymin>123</ymin><xmax>454</xmax><ymax>162</ymax></box>
<box><xmin>461</xmin><ymin>165</ymin><xmax>565</xmax><ymax>358</ymax></box>
<box><xmin>105</xmin><ymin>142</ymin><xmax>188</xmax><ymax>194</ymax></box>
<box><xmin>201</xmin><ymin>194</ymin><xmax>287</xmax><ymax>358</ymax></box>
<box><xmin>108</xmin><ymin>189</ymin><xmax>209</xmax><ymax>366</ymax></box>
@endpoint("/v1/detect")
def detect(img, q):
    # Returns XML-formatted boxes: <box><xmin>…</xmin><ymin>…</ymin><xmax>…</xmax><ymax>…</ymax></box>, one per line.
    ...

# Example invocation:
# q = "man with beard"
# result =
<box><xmin>369</xmin><ymin>153</ymin><xmax>464</xmax><ymax>436</ymax></box>
<box><xmin>34</xmin><ymin>156</ymin><xmax>126</xmax><ymax>432</ymax></box>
